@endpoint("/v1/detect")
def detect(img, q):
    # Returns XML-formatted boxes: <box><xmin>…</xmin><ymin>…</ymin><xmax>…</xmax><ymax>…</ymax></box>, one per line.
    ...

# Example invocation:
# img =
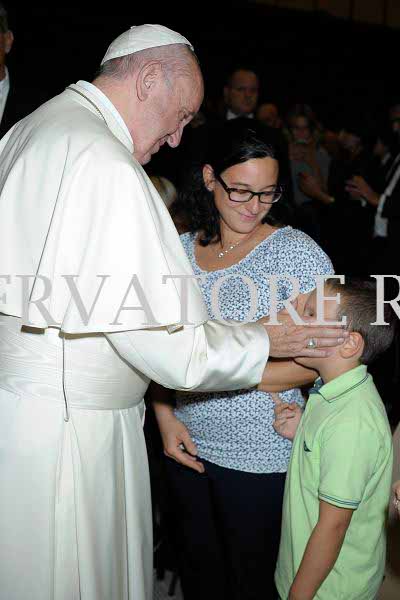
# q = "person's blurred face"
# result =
<box><xmin>373</xmin><ymin>138</ymin><xmax>387</xmax><ymax>158</ymax></box>
<box><xmin>224</xmin><ymin>70</ymin><xmax>259</xmax><ymax>116</ymax></box>
<box><xmin>203</xmin><ymin>157</ymin><xmax>279</xmax><ymax>235</ymax></box>
<box><xmin>0</xmin><ymin>29</ymin><xmax>13</xmax><ymax>71</ymax></box>
<box><xmin>291</xmin><ymin>116</ymin><xmax>312</xmax><ymax>143</ymax></box>
<box><xmin>338</xmin><ymin>129</ymin><xmax>361</xmax><ymax>152</ymax></box>
<box><xmin>134</xmin><ymin>62</ymin><xmax>204</xmax><ymax>165</ymax></box>
<box><xmin>257</xmin><ymin>103</ymin><xmax>279</xmax><ymax>128</ymax></box>
<box><xmin>390</xmin><ymin>105</ymin><xmax>400</xmax><ymax>133</ymax></box>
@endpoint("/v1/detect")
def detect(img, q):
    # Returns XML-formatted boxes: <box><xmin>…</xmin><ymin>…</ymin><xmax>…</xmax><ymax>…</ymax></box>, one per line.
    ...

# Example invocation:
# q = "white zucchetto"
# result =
<box><xmin>101</xmin><ymin>24</ymin><xmax>194</xmax><ymax>65</ymax></box>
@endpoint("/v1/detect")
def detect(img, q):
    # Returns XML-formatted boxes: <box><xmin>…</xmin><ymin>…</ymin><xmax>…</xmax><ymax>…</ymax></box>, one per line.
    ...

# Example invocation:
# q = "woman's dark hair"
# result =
<box><xmin>172</xmin><ymin>118</ymin><xmax>286</xmax><ymax>246</ymax></box>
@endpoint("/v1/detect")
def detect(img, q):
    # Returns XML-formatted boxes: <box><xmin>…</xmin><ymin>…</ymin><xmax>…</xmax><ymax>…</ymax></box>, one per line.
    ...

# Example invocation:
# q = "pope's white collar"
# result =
<box><xmin>77</xmin><ymin>80</ymin><xmax>133</xmax><ymax>144</ymax></box>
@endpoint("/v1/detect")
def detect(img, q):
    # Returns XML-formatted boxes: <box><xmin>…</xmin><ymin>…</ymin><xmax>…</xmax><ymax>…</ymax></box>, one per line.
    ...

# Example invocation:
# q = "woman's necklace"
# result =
<box><xmin>217</xmin><ymin>229</ymin><xmax>257</xmax><ymax>259</ymax></box>
<box><xmin>217</xmin><ymin>239</ymin><xmax>242</xmax><ymax>258</ymax></box>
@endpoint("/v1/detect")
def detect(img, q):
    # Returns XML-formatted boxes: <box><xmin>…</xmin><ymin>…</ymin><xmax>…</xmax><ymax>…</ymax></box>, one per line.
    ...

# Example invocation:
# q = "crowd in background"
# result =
<box><xmin>148</xmin><ymin>65</ymin><xmax>400</xmax><ymax>284</ymax></box>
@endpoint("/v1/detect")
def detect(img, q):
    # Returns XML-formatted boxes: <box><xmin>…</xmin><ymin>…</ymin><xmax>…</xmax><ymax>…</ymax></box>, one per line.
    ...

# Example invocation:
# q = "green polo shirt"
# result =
<box><xmin>275</xmin><ymin>364</ymin><xmax>393</xmax><ymax>600</ymax></box>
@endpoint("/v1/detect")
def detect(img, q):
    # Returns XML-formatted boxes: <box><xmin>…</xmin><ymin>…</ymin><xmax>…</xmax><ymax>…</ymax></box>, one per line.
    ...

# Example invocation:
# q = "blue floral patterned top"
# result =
<box><xmin>175</xmin><ymin>226</ymin><xmax>334</xmax><ymax>473</ymax></box>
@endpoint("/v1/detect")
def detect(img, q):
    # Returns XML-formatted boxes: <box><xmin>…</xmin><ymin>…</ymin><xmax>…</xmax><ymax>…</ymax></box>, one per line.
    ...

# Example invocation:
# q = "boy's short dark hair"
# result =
<box><xmin>328</xmin><ymin>278</ymin><xmax>397</xmax><ymax>365</ymax></box>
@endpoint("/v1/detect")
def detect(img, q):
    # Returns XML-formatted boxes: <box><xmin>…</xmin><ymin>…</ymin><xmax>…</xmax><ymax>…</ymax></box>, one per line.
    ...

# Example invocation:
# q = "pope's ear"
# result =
<box><xmin>4</xmin><ymin>30</ymin><xmax>14</xmax><ymax>55</ymax></box>
<box><xmin>202</xmin><ymin>164</ymin><xmax>216</xmax><ymax>192</ymax></box>
<box><xmin>136</xmin><ymin>61</ymin><xmax>163</xmax><ymax>101</ymax></box>
<box><xmin>339</xmin><ymin>331</ymin><xmax>364</xmax><ymax>360</ymax></box>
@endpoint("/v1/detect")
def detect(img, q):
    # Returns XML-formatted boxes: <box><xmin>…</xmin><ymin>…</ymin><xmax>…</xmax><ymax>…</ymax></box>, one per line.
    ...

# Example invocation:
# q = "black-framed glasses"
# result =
<box><xmin>215</xmin><ymin>173</ymin><xmax>283</xmax><ymax>204</ymax></box>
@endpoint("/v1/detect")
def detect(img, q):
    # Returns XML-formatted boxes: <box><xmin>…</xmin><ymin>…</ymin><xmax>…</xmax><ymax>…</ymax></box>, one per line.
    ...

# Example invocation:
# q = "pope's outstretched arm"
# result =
<box><xmin>105</xmin><ymin>317</ymin><xmax>344</xmax><ymax>393</ymax></box>
<box><xmin>106</xmin><ymin>321</ymin><xmax>268</xmax><ymax>392</ymax></box>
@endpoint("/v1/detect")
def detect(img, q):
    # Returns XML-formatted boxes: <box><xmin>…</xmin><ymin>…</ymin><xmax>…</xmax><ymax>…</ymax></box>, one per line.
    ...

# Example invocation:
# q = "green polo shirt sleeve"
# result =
<box><xmin>319</xmin><ymin>419</ymin><xmax>379</xmax><ymax>509</ymax></box>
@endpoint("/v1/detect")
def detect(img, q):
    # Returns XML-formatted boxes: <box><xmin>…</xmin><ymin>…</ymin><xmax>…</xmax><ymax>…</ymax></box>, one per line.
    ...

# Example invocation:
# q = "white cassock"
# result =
<box><xmin>0</xmin><ymin>81</ymin><xmax>269</xmax><ymax>600</ymax></box>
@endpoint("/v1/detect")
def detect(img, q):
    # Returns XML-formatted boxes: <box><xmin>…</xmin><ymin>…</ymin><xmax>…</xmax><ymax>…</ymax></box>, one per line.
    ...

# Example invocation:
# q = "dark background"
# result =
<box><xmin>6</xmin><ymin>1</ymin><xmax>400</xmax><ymax>128</ymax></box>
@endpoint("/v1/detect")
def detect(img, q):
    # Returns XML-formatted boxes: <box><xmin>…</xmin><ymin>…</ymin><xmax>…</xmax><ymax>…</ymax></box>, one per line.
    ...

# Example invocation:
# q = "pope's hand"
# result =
<box><xmin>158</xmin><ymin>411</ymin><xmax>205</xmax><ymax>474</ymax></box>
<box><xmin>272</xmin><ymin>393</ymin><xmax>303</xmax><ymax>440</ymax></box>
<box><xmin>262</xmin><ymin>316</ymin><xmax>348</xmax><ymax>359</ymax></box>
<box><xmin>393</xmin><ymin>480</ymin><xmax>400</xmax><ymax>516</ymax></box>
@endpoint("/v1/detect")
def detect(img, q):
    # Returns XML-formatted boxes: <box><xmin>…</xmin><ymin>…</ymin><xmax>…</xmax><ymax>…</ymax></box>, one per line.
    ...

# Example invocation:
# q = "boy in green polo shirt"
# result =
<box><xmin>274</xmin><ymin>278</ymin><xmax>395</xmax><ymax>600</ymax></box>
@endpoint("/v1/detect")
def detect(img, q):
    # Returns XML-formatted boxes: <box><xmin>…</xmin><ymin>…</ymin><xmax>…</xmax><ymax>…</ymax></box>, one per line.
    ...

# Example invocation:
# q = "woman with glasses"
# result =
<box><xmin>152</xmin><ymin>119</ymin><xmax>333</xmax><ymax>600</ymax></box>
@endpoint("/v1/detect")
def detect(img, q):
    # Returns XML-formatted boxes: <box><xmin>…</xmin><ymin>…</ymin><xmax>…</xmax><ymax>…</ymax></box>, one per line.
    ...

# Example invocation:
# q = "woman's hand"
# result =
<box><xmin>272</xmin><ymin>393</ymin><xmax>303</xmax><ymax>440</ymax></box>
<box><xmin>393</xmin><ymin>481</ymin><xmax>400</xmax><ymax>516</ymax></box>
<box><xmin>153</xmin><ymin>402</ymin><xmax>205</xmax><ymax>473</ymax></box>
<box><xmin>297</xmin><ymin>172</ymin><xmax>334</xmax><ymax>205</ymax></box>
<box><xmin>298</xmin><ymin>172</ymin><xmax>323</xmax><ymax>198</ymax></box>
<box><xmin>345</xmin><ymin>176</ymin><xmax>379</xmax><ymax>206</ymax></box>
<box><xmin>257</xmin><ymin>358</ymin><xmax>317</xmax><ymax>393</ymax></box>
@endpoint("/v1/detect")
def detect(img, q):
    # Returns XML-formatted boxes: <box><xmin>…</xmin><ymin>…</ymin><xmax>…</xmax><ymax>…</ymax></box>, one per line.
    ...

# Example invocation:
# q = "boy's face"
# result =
<box><xmin>296</xmin><ymin>286</ymin><xmax>343</xmax><ymax>369</ymax></box>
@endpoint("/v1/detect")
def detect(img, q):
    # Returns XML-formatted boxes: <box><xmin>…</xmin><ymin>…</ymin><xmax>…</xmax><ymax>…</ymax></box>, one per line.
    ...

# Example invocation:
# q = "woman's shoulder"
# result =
<box><xmin>268</xmin><ymin>226</ymin><xmax>333</xmax><ymax>268</ymax></box>
<box><xmin>271</xmin><ymin>225</ymin><xmax>322</xmax><ymax>250</ymax></box>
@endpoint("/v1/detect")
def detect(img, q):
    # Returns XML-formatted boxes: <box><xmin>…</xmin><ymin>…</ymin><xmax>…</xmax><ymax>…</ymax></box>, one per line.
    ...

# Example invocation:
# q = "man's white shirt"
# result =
<box><xmin>226</xmin><ymin>109</ymin><xmax>254</xmax><ymax>120</ymax></box>
<box><xmin>0</xmin><ymin>67</ymin><xmax>10</xmax><ymax>123</ymax></box>
<box><xmin>374</xmin><ymin>151</ymin><xmax>400</xmax><ymax>238</ymax></box>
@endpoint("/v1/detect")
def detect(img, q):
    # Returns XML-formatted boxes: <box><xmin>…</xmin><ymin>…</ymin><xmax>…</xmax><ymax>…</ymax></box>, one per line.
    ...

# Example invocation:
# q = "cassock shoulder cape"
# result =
<box><xmin>0</xmin><ymin>83</ymin><xmax>208</xmax><ymax>332</ymax></box>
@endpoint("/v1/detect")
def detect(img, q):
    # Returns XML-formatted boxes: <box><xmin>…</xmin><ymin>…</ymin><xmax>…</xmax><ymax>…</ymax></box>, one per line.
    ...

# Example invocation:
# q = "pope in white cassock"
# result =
<box><xmin>0</xmin><ymin>24</ymin><xmax>344</xmax><ymax>600</ymax></box>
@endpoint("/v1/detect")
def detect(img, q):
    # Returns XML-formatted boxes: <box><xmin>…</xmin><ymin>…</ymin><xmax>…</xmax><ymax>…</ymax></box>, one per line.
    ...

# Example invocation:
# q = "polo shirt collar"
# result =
<box><xmin>313</xmin><ymin>364</ymin><xmax>369</xmax><ymax>403</ymax></box>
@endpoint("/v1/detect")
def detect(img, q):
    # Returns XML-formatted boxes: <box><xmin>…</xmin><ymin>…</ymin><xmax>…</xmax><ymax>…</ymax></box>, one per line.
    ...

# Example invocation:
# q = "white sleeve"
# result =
<box><xmin>106</xmin><ymin>320</ymin><xmax>269</xmax><ymax>392</ymax></box>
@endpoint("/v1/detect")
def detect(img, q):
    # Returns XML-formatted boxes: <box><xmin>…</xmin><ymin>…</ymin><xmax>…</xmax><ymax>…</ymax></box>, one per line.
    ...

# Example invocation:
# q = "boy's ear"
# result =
<box><xmin>339</xmin><ymin>331</ymin><xmax>364</xmax><ymax>360</ymax></box>
<box><xmin>203</xmin><ymin>164</ymin><xmax>215</xmax><ymax>192</ymax></box>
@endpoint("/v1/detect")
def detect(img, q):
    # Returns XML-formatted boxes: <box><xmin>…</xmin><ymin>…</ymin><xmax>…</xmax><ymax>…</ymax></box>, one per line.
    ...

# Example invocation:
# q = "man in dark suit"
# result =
<box><xmin>0</xmin><ymin>3</ymin><xmax>49</xmax><ymax>138</ymax></box>
<box><xmin>223</xmin><ymin>66</ymin><xmax>259</xmax><ymax>120</ymax></box>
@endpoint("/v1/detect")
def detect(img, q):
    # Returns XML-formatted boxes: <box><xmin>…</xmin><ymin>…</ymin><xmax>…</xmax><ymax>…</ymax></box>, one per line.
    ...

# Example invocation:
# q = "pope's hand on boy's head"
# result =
<box><xmin>261</xmin><ymin>306</ymin><xmax>349</xmax><ymax>359</ymax></box>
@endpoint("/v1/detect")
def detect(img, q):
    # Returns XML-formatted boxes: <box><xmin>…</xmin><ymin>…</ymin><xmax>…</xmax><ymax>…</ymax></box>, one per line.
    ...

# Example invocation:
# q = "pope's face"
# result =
<box><xmin>135</xmin><ymin>65</ymin><xmax>204</xmax><ymax>165</ymax></box>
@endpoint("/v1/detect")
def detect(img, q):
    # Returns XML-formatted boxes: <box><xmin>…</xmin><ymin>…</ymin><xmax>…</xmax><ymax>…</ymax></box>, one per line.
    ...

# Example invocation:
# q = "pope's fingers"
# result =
<box><xmin>309</xmin><ymin>337</ymin><xmax>346</xmax><ymax>348</ymax></box>
<box><xmin>296</xmin><ymin>348</ymin><xmax>334</xmax><ymax>358</ymax></box>
<box><xmin>302</xmin><ymin>326</ymin><xmax>348</xmax><ymax>340</ymax></box>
